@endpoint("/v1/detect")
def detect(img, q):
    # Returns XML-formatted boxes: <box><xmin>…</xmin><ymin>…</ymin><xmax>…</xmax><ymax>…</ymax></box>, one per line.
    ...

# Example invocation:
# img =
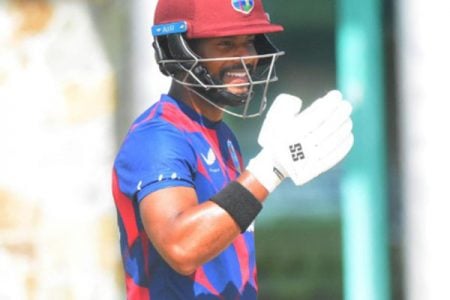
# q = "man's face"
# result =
<box><xmin>191</xmin><ymin>35</ymin><xmax>259</xmax><ymax>96</ymax></box>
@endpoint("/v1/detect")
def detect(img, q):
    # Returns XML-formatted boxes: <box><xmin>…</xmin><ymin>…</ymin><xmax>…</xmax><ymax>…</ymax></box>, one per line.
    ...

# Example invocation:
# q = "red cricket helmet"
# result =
<box><xmin>154</xmin><ymin>0</ymin><xmax>284</xmax><ymax>38</ymax></box>
<box><xmin>152</xmin><ymin>0</ymin><xmax>285</xmax><ymax>118</ymax></box>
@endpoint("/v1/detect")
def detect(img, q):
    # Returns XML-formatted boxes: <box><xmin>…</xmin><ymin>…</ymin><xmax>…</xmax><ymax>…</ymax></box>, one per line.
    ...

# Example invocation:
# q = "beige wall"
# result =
<box><xmin>0</xmin><ymin>1</ymin><xmax>122</xmax><ymax>298</ymax></box>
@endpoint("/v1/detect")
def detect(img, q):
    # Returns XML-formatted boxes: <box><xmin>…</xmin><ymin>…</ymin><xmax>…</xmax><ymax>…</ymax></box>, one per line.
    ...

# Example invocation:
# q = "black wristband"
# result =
<box><xmin>210</xmin><ymin>181</ymin><xmax>263</xmax><ymax>233</ymax></box>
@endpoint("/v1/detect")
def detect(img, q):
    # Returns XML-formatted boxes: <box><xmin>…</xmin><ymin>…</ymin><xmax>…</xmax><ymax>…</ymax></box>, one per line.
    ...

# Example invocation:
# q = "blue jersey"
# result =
<box><xmin>112</xmin><ymin>95</ymin><xmax>258</xmax><ymax>299</ymax></box>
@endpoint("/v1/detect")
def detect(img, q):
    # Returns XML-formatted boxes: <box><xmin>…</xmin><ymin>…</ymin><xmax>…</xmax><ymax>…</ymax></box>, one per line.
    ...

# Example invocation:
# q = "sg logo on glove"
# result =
<box><xmin>289</xmin><ymin>143</ymin><xmax>305</xmax><ymax>162</ymax></box>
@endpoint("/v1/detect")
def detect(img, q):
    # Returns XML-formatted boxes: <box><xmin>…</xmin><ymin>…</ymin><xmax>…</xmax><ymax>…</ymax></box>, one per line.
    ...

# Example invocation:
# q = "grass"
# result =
<box><xmin>255</xmin><ymin>217</ymin><xmax>404</xmax><ymax>300</ymax></box>
<box><xmin>256</xmin><ymin>218</ymin><xmax>343</xmax><ymax>300</ymax></box>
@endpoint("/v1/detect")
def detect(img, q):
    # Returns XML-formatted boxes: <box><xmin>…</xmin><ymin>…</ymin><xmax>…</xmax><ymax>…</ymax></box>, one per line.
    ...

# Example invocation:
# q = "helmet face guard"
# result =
<box><xmin>153</xmin><ymin>32</ymin><xmax>284</xmax><ymax>118</ymax></box>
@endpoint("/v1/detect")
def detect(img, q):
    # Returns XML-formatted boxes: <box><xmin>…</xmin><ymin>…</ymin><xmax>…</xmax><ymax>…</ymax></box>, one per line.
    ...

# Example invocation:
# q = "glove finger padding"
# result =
<box><xmin>258</xmin><ymin>94</ymin><xmax>303</xmax><ymax>147</ymax></box>
<box><xmin>317</xmin><ymin>134</ymin><xmax>354</xmax><ymax>177</ymax></box>
<box><xmin>315</xmin><ymin>119</ymin><xmax>353</xmax><ymax>160</ymax></box>
<box><xmin>291</xmin><ymin>90</ymin><xmax>344</xmax><ymax>137</ymax></box>
<box><xmin>269</xmin><ymin>90</ymin><xmax>354</xmax><ymax>186</ymax></box>
<box><xmin>310</xmin><ymin>101</ymin><xmax>353</xmax><ymax>147</ymax></box>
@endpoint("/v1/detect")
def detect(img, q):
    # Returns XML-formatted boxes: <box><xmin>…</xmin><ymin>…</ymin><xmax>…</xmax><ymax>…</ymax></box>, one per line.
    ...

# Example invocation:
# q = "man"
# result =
<box><xmin>112</xmin><ymin>0</ymin><xmax>354</xmax><ymax>299</ymax></box>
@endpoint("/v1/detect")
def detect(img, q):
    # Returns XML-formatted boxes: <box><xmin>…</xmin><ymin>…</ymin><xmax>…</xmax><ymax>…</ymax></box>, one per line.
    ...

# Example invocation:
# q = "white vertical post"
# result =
<box><xmin>396</xmin><ymin>1</ymin><xmax>450</xmax><ymax>299</ymax></box>
<box><xmin>124</xmin><ymin>0</ymin><xmax>169</xmax><ymax>125</ymax></box>
<box><xmin>115</xmin><ymin>0</ymin><xmax>169</xmax><ymax>140</ymax></box>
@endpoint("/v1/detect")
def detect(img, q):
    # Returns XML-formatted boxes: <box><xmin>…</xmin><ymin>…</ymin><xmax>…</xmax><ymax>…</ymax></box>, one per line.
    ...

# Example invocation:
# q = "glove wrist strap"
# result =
<box><xmin>246</xmin><ymin>149</ymin><xmax>285</xmax><ymax>193</ymax></box>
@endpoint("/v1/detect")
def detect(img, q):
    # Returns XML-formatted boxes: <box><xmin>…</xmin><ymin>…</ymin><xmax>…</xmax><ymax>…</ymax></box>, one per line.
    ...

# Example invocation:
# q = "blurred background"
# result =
<box><xmin>1</xmin><ymin>0</ymin><xmax>449</xmax><ymax>299</ymax></box>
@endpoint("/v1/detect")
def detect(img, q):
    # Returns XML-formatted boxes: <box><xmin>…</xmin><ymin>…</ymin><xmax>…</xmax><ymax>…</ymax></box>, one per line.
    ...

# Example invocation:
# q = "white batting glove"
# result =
<box><xmin>247</xmin><ymin>90</ymin><xmax>354</xmax><ymax>192</ymax></box>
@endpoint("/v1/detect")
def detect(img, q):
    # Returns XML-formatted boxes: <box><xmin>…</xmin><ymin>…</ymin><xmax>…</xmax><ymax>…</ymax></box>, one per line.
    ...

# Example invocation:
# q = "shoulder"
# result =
<box><xmin>114</xmin><ymin>115</ymin><xmax>197</xmax><ymax>201</ymax></box>
<box><xmin>117</xmin><ymin>118</ymin><xmax>194</xmax><ymax>167</ymax></box>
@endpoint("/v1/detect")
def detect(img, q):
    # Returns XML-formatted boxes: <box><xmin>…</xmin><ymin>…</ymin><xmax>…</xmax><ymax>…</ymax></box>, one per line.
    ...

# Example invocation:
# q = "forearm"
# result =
<box><xmin>158</xmin><ymin>200</ymin><xmax>239</xmax><ymax>275</ymax></box>
<box><xmin>236</xmin><ymin>170</ymin><xmax>270</xmax><ymax>200</ymax></box>
<box><xmin>142</xmin><ymin>171</ymin><xmax>268</xmax><ymax>275</ymax></box>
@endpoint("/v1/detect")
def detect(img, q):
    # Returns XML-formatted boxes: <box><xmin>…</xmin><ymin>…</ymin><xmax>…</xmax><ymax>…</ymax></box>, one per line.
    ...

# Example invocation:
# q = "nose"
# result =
<box><xmin>235</xmin><ymin>43</ymin><xmax>258</xmax><ymax>67</ymax></box>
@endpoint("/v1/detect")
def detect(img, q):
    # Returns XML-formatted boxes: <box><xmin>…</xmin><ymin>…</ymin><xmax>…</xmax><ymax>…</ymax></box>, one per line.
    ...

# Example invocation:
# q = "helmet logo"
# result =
<box><xmin>232</xmin><ymin>0</ymin><xmax>255</xmax><ymax>15</ymax></box>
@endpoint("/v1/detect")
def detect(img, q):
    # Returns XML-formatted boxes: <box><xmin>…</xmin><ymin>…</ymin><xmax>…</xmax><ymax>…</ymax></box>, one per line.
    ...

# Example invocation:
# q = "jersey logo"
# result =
<box><xmin>227</xmin><ymin>140</ymin><xmax>242</xmax><ymax>173</ymax></box>
<box><xmin>201</xmin><ymin>148</ymin><xmax>217</xmax><ymax>166</ymax></box>
<box><xmin>232</xmin><ymin>0</ymin><xmax>254</xmax><ymax>15</ymax></box>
